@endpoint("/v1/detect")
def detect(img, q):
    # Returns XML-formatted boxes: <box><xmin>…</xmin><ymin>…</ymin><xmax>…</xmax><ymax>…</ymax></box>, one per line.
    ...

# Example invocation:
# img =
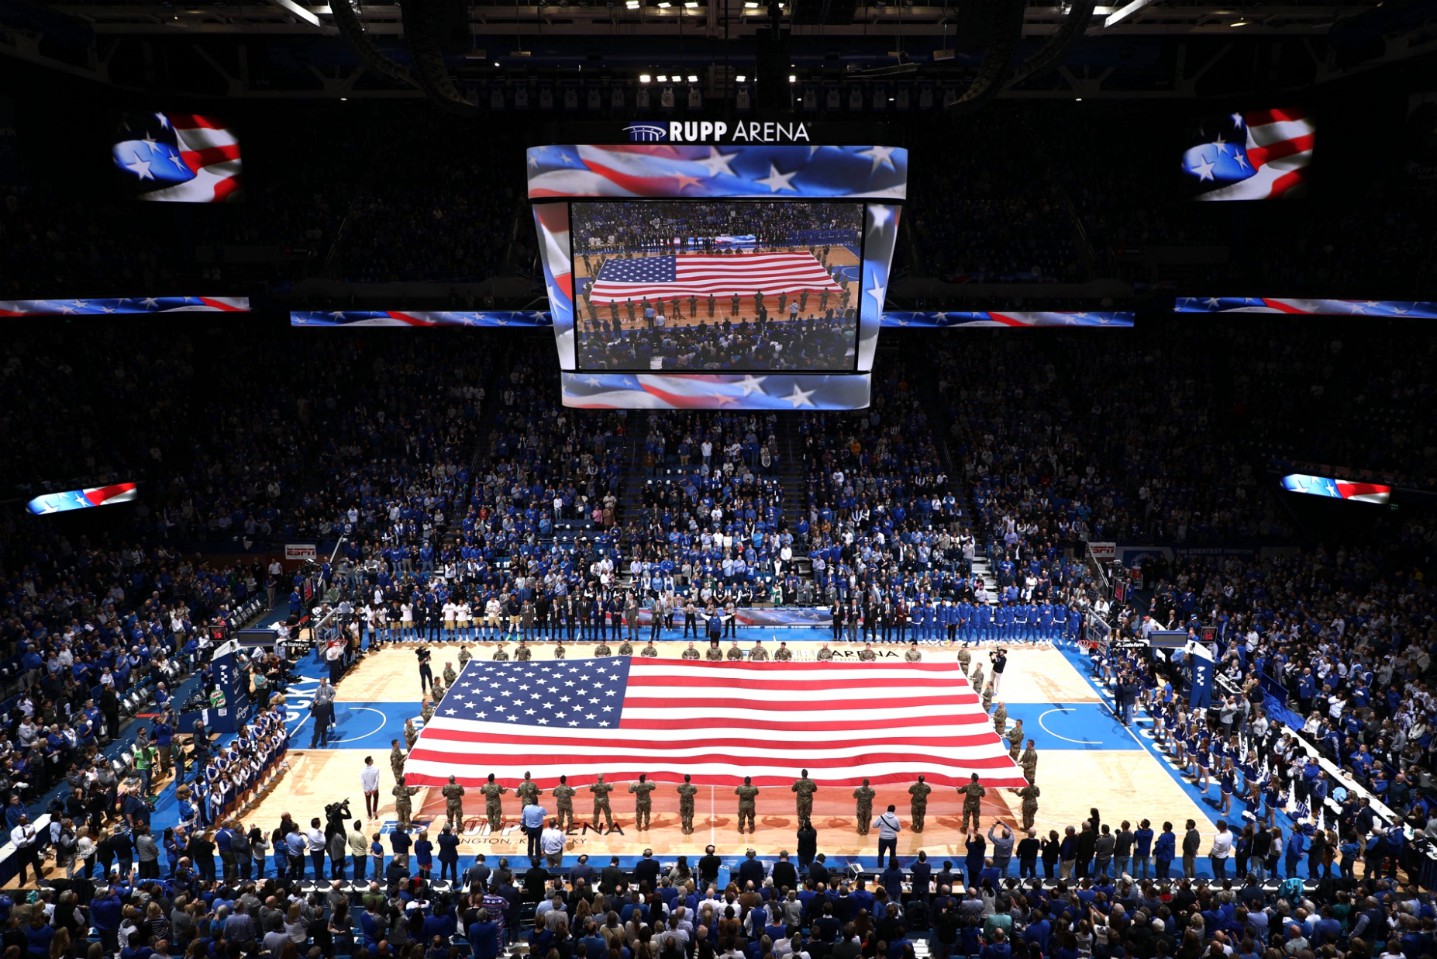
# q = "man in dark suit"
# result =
<box><xmin>808</xmin><ymin>853</ymin><xmax>831</xmax><ymax>887</ymax></box>
<box><xmin>570</xmin><ymin>853</ymin><xmax>595</xmax><ymax>887</ymax></box>
<box><xmin>737</xmin><ymin>848</ymin><xmax>765</xmax><ymax>890</ymax></box>
<box><xmin>599</xmin><ymin>855</ymin><xmax>625</xmax><ymax>895</ymax></box>
<box><xmin>698</xmin><ymin>845</ymin><xmax>722</xmax><ymax>889</ymax></box>
<box><xmin>910</xmin><ymin>851</ymin><xmax>933</xmax><ymax>902</ymax></box>
<box><xmin>634</xmin><ymin>848</ymin><xmax>661</xmax><ymax>890</ymax></box>
<box><xmin>771</xmin><ymin>850</ymin><xmax>799</xmax><ymax>892</ymax></box>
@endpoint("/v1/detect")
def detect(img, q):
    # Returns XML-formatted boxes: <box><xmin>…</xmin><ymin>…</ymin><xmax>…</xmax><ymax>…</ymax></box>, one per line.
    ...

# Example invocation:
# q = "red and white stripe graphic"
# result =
<box><xmin>1199</xmin><ymin>107</ymin><xmax>1315</xmax><ymax>202</ymax></box>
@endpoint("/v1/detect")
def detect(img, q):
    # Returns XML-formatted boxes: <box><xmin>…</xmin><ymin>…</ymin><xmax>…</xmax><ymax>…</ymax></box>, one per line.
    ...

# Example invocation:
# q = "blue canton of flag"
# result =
<box><xmin>113</xmin><ymin>113</ymin><xmax>196</xmax><ymax>190</ymax></box>
<box><xmin>439</xmin><ymin>657</ymin><xmax>630</xmax><ymax>729</ymax></box>
<box><xmin>598</xmin><ymin>256</ymin><xmax>678</xmax><ymax>285</ymax></box>
<box><xmin>1182</xmin><ymin>116</ymin><xmax>1255</xmax><ymax>188</ymax></box>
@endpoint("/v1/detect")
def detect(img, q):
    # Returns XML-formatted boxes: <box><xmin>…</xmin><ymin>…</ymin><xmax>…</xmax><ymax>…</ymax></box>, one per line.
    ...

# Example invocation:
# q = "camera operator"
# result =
<box><xmin>990</xmin><ymin>647</ymin><xmax>1009</xmax><ymax>696</ymax></box>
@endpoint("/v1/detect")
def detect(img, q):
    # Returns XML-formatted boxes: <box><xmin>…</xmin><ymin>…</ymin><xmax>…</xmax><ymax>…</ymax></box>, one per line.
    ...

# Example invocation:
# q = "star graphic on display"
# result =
<box><xmin>867</xmin><ymin>272</ymin><xmax>886</xmax><ymax>308</ymax></box>
<box><xmin>786</xmin><ymin>383</ymin><xmax>817</xmax><ymax>408</ymax></box>
<box><xmin>73</xmin><ymin>300</ymin><xmax>88</xmax><ymax>308</ymax></box>
<box><xmin>155</xmin><ymin>112</ymin><xmax>170</xmax><ymax>129</ymax></box>
<box><xmin>673</xmin><ymin>173</ymin><xmax>702</xmax><ymax>191</ymax></box>
<box><xmin>1231</xmin><ymin>112</ymin><xmax>1245</xmax><ymax>128</ymax></box>
<box><xmin>869</xmin><ymin>204</ymin><xmax>893</xmax><ymax>233</ymax></box>
<box><xmin>528</xmin><ymin>152</ymin><xmax>541</xmax><ymax>168</ymax></box>
<box><xmin>714</xmin><ymin>393</ymin><xmax>739</xmax><ymax>407</ymax></box>
<box><xmin>1393</xmin><ymin>304</ymin><xmax>1410</xmax><ymax>314</ymax></box>
<box><xmin>101</xmin><ymin>305</ymin><xmax>117</xmax><ymax>313</ymax></box>
<box><xmin>141</xmin><ymin>297</ymin><xmax>159</xmax><ymax>308</ymax></box>
<box><xmin>1192</xmin><ymin>154</ymin><xmax>1217</xmax><ymax>182</ymax></box>
<box><xmin>584</xmin><ymin>376</ymin><xmax>603</xmax><ymax>387</ymax></box>
<box><xmin>699</xmin><ymin>147</ymin><xmax>738</xmax><ymax>178</ymax></box>
<box><xmin>755</xmin><ymin>163</ymin><xmax>798</xmax><ymax>193</ymax></box>
<box><xmin>1206</xmin><ymin>297</ymin><xmax>1222</xmax><ymax>309</ymax></box>
<box><xmin>1234</xmin><ymin>153</ymin><xmax>1249</xmax><ymax>170</ymax></box>
<box><xmin>1212</xmin><ymin>133</ymin><xmax>1230</xmax><ymax>155</ymax></box>
<box><xmin>1350</xmin><ymin>302</ymin><xmax>1368</xmax><ymax>313</ymax></box>
<box><xmin>897</xmin><ymin>316</ymin><xmax>909</xmax><ymax>327</ymax></box>
<box><xmin>734</xmin><ymin>374</ymin><xmax>767</xmax><ymax>395</ymax></box>
<box><xmin>125</xmin><ymin>153</ymin><xmax>155</xmax><ymax>180</ymax></box>
<box><xmin>857</xmin><ymin>145</ymin><xmax>898</xmax><ymax>175</ymax></box>
<box><xmin>60</xmin><ymin>305</ymin><xmax>75</xmax><ymax>315</ymax></box>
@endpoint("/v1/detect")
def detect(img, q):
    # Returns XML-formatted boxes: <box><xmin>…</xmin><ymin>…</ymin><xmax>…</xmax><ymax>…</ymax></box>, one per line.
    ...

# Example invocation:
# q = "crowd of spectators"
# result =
<box><xmin>572</xmin><ymin>201</ymin><xmax>861</xmax><ymax>257</ymax></box>
<box><xmin>576</xmin><ymin>314</ymin><xmax>856</xmax><ymax>372</ymax></box>
<box><xmin>903</xmin><ymin>114</ymin><xmax>1082</xmax><ymax>285</ymax></box>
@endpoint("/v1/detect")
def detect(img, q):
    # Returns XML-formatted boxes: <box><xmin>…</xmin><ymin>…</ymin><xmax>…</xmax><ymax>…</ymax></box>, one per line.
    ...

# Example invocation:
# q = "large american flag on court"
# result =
<box><xmin>586</xmin><ymin>252</ymin><xmax>843</xmax><ymax>306</ymax></box>
<box><xmin>404</xmin><ymin>656</ymin><xmax>1026</xmax><ymax>789</ymax></box>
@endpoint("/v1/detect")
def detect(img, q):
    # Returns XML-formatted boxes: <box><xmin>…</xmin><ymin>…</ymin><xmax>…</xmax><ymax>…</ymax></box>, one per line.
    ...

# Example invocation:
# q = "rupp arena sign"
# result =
<box><xmin>625</xmin><ymin>120</ymin><xmax>811</xmax><ymax>144</ymax></box>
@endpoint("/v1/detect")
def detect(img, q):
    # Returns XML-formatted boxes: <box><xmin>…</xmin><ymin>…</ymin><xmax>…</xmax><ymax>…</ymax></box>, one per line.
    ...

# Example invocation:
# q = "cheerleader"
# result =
<box><xmin>1195</xmin><ymin>735</ymin><xmax>1211</xmax><ymax>792</ymax></box>
<box><xmin>1218</xmin><ymin>759</ymin><xmax>1236</xmax><ymax>815</ymax></box>
<box><xmin>1265</xmin><ymin>775</ymin><xmax>1286</xmax><ymax>827</ymax></box>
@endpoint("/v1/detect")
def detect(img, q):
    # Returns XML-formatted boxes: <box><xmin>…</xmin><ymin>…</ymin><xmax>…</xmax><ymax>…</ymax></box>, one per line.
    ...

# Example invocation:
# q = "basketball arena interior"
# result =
<box><xmin>1</xmin><ymin>2</ymin><xmax>1436</xmax><ymax>958</ymax></box>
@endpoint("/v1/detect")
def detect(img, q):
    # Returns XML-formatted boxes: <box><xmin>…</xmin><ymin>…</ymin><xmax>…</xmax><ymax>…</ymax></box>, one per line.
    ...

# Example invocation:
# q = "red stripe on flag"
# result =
<box><xmin>180</xmin><ymin>144</ymin><xmax>242</xmax><ymax>169</ymax></box>
<box><xmin>83</xmin><ymin>483</ymin><xmax>136</xmax><ymax>506</ymax></box>
<box><xmin>198</xmin><ymin>297</ymin><xmax>247</xmax><ymax>312</ymax></box>
<box><xmin>413</xmin><ymin>729</ymin><xmax>1002</xmax><ymax>750</ymax></box>
<box><xmin>169</xmin><ymin>114</ymin><xmax>228</xmax><ymax>130</ymax></box>
<box><xmin>1265</xmin><ymin>168</ymin><xmax>1307</xmax><ymax>198</ymax></box>
<box><xmin>384</xmin><ymin>312</ymin><xmax>441</xmax><ymax>326</ymax></box>
<box><xmin>1258</xmin><ymin>299</ymin><xmax>1309</xmax><ymax>314</ymax></box>
<box><xmin>1246</xmin><ymin>135</ymin><xmax>1315</xmax><ymax>170</ymax></box>
<box><xmin>985</xmin><ymin>313</ymin><xmax>1033</xmax><ymax>327</ymax></box>
<box><xmin>1245</xmin><ymin>107</ymin><xmax>1307</xmax><ymax>126</ymax></box>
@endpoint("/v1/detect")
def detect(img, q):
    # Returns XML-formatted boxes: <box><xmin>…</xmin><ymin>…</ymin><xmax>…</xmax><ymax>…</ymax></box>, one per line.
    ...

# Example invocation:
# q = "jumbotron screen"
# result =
<box><xmin>571</xmin><ymin>199</ymin><xmax>863</xmax><ymax>373</ymax></box>
<box><xmin>527</xmin><ymin>143</ymin><xmax>907</xmax><ymax>409</ymax></box>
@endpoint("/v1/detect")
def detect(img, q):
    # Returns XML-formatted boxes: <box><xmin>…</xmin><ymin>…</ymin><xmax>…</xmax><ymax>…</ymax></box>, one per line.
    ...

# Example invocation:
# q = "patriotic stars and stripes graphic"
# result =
<box><xmin>1182</xmin><ymin>107</ymin><xmax>1315</xmax><ymax>201</ymax></box>
<box><xmin>0</xmin><ymin>296</ymin><xmax>249</xmax><ymax>316</ymax></box>
<box><xmin>526</xmin><ymin>144</ymin><xmax>908</xmax><ymax>201</ymax></box>
<box><xmin>112</xmin><ymin>112</ymin><xmax>242</xmax><ymax>203</ymax></box>
<box><xmin>402</xmin><ymin>656</ymin><xmax>1026</xmax><ymax>789</ymax></box>
<box><xmin>559</xmin><ymin>372</ymin><xmax>873</xmax><ymax>411</ymax></box>
<box><xmin>1176</xmin><ymin>297</ymin><xmax>1437</xmax><ymax>318</ymax></box>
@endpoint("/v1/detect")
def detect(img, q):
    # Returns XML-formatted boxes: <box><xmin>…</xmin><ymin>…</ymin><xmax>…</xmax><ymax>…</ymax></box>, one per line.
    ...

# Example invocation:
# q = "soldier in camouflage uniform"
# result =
<box><xmin>791</xmin><ymin>770</ymin><xmax>817</xmax><ymax>821</ymax></box>
<box><xmin>590</xmin><ymin>774</ymin><xmax>615</xmax><ymax>830</ymax></box>
<box><xmin>909</xmin><ymin>775</ymin><xmax>932</xmax><ymax>833</ymax></box>
<box><xmin>515</xmin><ymin>640</ymin><xmax>533</xmax><ymax>661</ymax></box>
<box><xmin>982</xmin><ymin>681</ymin><xmax>995</xmax><ymax>713</ymax></box>
<box><xmin>959</xmin><ymin>773</ymin><xmax>986</xmax><ymax>832</ymax></box>
<box><xmin>594</xmin><ymin>639</ymin><xmax>612</xmax><ymax>657</ymax></box>
<box><xmin>552</xmin><ymin>774</ymin><xmax>576</xmax><ymax>830</ymax></box>
<box><xmin>617</xmin><ymin>640</ymin><xmax>633</xmax><ymax>656</ymax></box>
<box><xmin>640</xmin><ymin>641</ymin><xmax>658</xmax><ymax>657</ymax></box>
<box><xmin>970</xmin><ymin>662</ymin><xmax>985</xmax><ymax>696</ymax></box>
<box><xmin>705</xmin><ymin>642</ymin><xmax>724</xmax><ymax>662</ymax></box>
<box><xmin>905</xmin><ymin>642</ymin><xmax>923</xmax><ymax>663</ymax></box>
<box><xmin>480</xmin><ymin>773</ymin><xmax>508</xmax><ymax>830</ymax></box>
<box><xmin>854</xmin><ymin>778</ymin><xmax>875</xmax><ymax>834</ymax></box>
<box><xmin>493</xmin><ymin>642</ymin><xmax>510</xmax><ymax>661</ymax></box>
<box><xmin>517</xmin><ymin>772</ymin><xmax>541</xmax><ymax>808</ymax></box>
<box><xmin>1019</xmin><ymin>782</ymin><xmax>1041</xmax><ymax>830</ymax></box>
<box><xmin>1007</xmin><ymin>719</ymin><xmax>1025</xmax><ymax>760</ymax></box>
<box><xmin>553</xmin><ymin>640</ymin><xmax>567</xmax><ymax>660</ymax></box>
<box><xmin>393</xmin><ymin>774</ymin><xmax>421</xmax><ymax>830</ymax></box>
<box><xmin>420</xmin><ymin>698</ymin><xmax>436</xmax><ymax>723</ymax></box>
<box><xmin>1020</xmin><ymin>740</ymin><xmax>1039</xmax><ymax>783</ymax></box>
<box><xmin>677</xmin><ymin>774</ymin><xmax>698</xmax><ymax>834</ymax></box>
<box><xmin>390</xmin><ymin>739</ymin><xmax>407</xmax><ymax>781</ymax></box>
<box><xmin>735</xmin><ymin>776</ymin><xmax>760</xmax><ymax>833</ymax></box>
<box><xmin>681</xmin><ymin>643</ymin><xmax>701</xmax><ymax>661</ymax></box>
<box><xmin>992</xmin><ymin>701</ymin><xmax>1008</xmax><ymax>737</ymax></box>
<box><xmin>629</xmin><ymin>773</ymin><xmax>656</xmax><ymax>830</ymax></box>
<box><xmin>774</xmin><ymin>642</ymin><xmax>793</xmax><ymax>662</ymax></box>
<box><xmin>817</xmin><ymin>643</ymin><xmax>835</xmax><ymax>661</ymax></box>
<box><xmin>458</xmin><ymin>644</ymin><xmax>473</xmax><ymax>668</ymax></box>
<box><xmin>442</xmin><ymin>774</ymin><xmax>466</xmax><ymax>831</ymax></box>
<box><xmin>750</xmin><ymin>640</ymin><xmax>769</xmax><ymax>661</ymax></box>
<box><xmin>957</xmin><ymin>646</ymin><xmax>972</xmax><ymax>675</ymax></box>
<box><xmin>442</xmin><ymin>661</ymin><xmax>457</xmax><ymax>686</ymax></box>
<box><xmin>404</xmin><ymin>718</ymin><xmax>420</xmax><ymax>751</ymax></box>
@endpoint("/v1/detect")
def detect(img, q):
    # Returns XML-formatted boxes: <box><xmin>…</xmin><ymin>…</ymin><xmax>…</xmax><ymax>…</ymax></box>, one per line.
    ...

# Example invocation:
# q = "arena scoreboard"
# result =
<box><xmin>527</xmin><ymin>140</ymin><xmax>907</xmax><ymax>410</ymax></box>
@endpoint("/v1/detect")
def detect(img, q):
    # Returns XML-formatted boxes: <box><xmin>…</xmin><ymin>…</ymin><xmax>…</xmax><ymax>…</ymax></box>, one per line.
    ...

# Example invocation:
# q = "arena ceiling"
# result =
<box><xmin>4</xmin><ymin>0</ymin><xmax>1435</xmax><ymax>99</ymax></box>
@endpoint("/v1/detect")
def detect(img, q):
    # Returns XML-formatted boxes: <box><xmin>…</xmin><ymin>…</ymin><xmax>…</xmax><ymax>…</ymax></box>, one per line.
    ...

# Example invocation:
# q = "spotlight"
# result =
<box><xmin>657</xmin><ymin>74</ymin><xmax>669</xmax><ymax>81</ymax></box>
<box><xmin>788</xmin><ymin>74</ymin><xmax>796</xmax><ymax>83</ymax></box>
<box><xmin>735</xmin><ymin>74</ymin><xmax>747</xmax><ymax>82</ymax></box>
<box><xmin>686</xmin><ymin>74</ymin><xmax>698</xmax><ymax>82</ymax></box>
<box><xmin>639</xmin><ymin>73</ymin><xmax>652</xmax><ymax>82</ymax></box>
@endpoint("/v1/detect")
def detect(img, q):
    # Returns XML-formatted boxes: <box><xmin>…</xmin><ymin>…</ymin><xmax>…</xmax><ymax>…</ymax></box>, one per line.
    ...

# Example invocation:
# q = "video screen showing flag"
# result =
<box><xmin>27</xmin><ymin>482</ymin><xmax>137</xmax><ymax>516</ymax></box>
<box><xmin>1280</xmin><ymin>473</ymin><xmax>1391</xmax><ymax>505</ymax></box>
<box><xmin>112</xmin><ymin>111</ymin><xmax>242</xmax><ymax>203</ymax></box>
<box><xmin>403</xmin><ymin>656</ymin><xmax>1026</xmax><ymax>789</ymax></box>
<box><xmin>1181</xmin><ymin>107</ymin><xmax>1315</xmax><ymax>201</ymax></box>
<box><xmin>571</xmin><ymin>199</ymin><xmax>863</xmax><ymax>372</ymax></box>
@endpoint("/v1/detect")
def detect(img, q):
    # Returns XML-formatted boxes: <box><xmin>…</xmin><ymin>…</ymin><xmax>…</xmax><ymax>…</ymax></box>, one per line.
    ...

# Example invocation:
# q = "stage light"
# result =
<box><xmin>1230</xmin><ymin>18</ymin><xmax>1249</xmax><ymax>26</ymax></box>
<box><xmin>684</xmin><ymin>2</ymin><xmax>698</xmax><ymax>7</ymax></box>
<box><xmin>657</xmin><ymin>74</ymin><xmax>668</xmax><ymax>81</ymax></box>
<box><xmin>735</xmin><ymin>74</ymin><xmax>747</xmax><ymax>82</ymax></box>
<box><xmin>626</xmin><ymin>0</ymin><xmax>639</xmax><ymax>7</ymax></box>
<box><xmin>639</xmin><ymin>73</ymin><xmax>652</xmax><ymax>82</ymax></box>
<box><xmin>788</xmin><ymin>74</ymin><xmax>796</xmax><ymax>83</ymax></box>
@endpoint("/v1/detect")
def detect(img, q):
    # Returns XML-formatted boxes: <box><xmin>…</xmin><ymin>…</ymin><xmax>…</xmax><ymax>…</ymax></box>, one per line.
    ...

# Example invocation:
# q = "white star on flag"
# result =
<box><xmin>867</xmin><ymin>272</ymin><xmax>886</xmax><ymax>308</ymax></box>
<box><xmin>126</xmin><ymin>153</ymin><xmax>156</xmax><ymax>180</ymax></box>
<box><xmin>736</xmin><ymin>375</ymin><xmax>768</xmax><ymax>396</ymax></box>
<box><xmin>755</xmin><ymin>164</ymin><xmax>798</xmax><ymax>193</ymax></box>
<box><xmin>1192</xmin><ymin>155</ymin><xmax>1217</xmax><ymax>181</ymax></box>
<box><xmin>699</xmin><ymin>147</ymin><xmax>738</xmax><ymax>178</ymax></box>
<box><xmin>786</xmin><ymin>384</ymin><xmax>817</xmax><ymax>408</ymax></box>
<box><xmin>857</xmin><ymin>145</ymin><xmax>898</xmax><ymax>175</ymax></box>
